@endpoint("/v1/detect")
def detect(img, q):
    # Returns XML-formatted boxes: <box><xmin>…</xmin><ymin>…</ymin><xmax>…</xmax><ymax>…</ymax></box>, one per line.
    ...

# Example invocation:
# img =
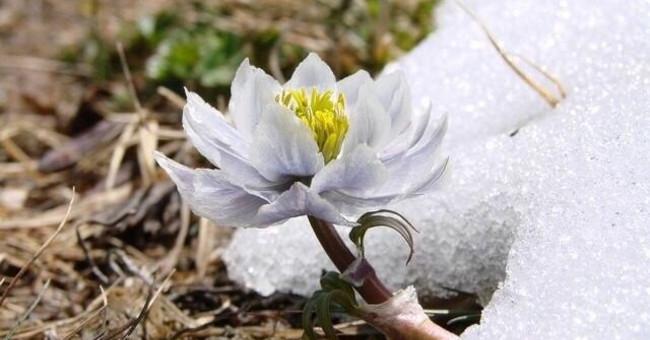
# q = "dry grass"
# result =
<box><xmin>0</xmin><ymin>1</ymin><xmax>480</xmax><ymax>338</ymax></box>
<box><xmin>0</xmin><ymin>2</ymin><xmax>394</xmax><ymax>339</ymax></box>
<box><xmin>0</xmin><ymin>77</ymin><xmax>320</xmax><ymax>338</ymax></box>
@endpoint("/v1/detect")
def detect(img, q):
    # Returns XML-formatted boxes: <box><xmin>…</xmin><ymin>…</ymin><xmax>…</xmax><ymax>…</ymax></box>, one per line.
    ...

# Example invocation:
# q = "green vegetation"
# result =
<box><xmin>64</xmin><ymin>0</ymin><xmax>441</xmax><ymax>102</ymax></box>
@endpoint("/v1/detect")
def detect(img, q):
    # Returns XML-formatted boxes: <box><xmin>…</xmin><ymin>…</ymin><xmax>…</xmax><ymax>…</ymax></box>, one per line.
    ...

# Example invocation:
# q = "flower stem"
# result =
<box><xmin>307</xmin><ymin>216</ymin><xmax>458</xmax><ymax>340</ymax></box>
<box><xmin>308</xmin><ymin>216</ymin><xmax>392</xmax><ymax>304</ymax></box>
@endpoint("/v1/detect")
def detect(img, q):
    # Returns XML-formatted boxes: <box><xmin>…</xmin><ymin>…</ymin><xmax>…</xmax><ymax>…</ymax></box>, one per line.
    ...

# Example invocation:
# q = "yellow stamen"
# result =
<box><xmin>276</xmin><ymin>88</ymin><xmax>349</xmax><ymax>163</ymax></box>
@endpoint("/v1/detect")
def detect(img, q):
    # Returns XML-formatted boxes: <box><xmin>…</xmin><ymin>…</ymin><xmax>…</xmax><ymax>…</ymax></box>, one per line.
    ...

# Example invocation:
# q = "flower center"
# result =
<box><xmin>276</xmin><ymin>88</ymin><xmax>349</xmax><ymax>163</ymax></box>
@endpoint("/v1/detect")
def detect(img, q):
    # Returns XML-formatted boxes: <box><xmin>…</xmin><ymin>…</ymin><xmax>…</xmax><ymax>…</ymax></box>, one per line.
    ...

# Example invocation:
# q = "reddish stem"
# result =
<box><xmin>308</xmin><ymin>216</ymin><xmax>458</xmax><ymax>340</ymax></box>
<box><xmin>308</xmin><ymin>216</ymin><xmax>392</xmax><ymax>304</ymax></box>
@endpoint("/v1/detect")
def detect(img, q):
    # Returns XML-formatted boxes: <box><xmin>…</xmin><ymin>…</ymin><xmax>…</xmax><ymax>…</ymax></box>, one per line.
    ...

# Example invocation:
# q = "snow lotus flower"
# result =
<box><xmin>155</xmin><ymin>53</ymin><xmax>448</xmax><ymax>228</ymax></box>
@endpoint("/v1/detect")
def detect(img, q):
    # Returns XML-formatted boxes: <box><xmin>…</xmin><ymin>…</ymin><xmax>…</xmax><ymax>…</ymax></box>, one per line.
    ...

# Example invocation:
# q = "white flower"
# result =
<box><xmin>155</xmin><ymin>53</ymin><xmax>447</xmax><ymax>228</ymax></box>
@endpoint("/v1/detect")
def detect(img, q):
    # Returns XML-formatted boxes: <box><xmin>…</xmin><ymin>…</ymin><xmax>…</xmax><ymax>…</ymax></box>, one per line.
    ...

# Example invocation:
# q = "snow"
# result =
<box><xmin>223</xmin><ymin>0</ymin><xmax>650</xmax><ymax>338</ymax></box>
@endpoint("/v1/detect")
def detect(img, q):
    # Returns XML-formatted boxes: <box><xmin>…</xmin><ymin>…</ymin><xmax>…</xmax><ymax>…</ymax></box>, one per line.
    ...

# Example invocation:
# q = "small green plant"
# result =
<box><xmin>142</xmin><ymin>13</ymin><xmax>243</xmax><ymax>87</ymax></box>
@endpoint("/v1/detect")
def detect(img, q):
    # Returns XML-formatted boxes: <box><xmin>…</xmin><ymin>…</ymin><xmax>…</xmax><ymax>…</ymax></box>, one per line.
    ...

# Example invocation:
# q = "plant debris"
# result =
<box><xmin>0</xmin><ymin>0</ymin><xmax>479</xmax><ymax>338</ymax></box>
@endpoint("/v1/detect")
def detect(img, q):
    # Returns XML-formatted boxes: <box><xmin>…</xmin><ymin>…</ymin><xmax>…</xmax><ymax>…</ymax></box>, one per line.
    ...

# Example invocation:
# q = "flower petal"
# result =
<box><xmin>320</xmin><ymin>163</ymin><xmax>445</xmax><ymax>215</ymax></box>
<box><xmin>320</xmin><ymin>190</ymin><xmax>397</xmax><ymax>216</ymax></box>
<box><xmin>155</xmin><ymin>152</ymin><xmax>268</xmax><ymax>228</ymax></box>
<box><xmin>229</xmin><ymin>59</ymin><xmax>282</xmax><ymax>140</ymax></box>
<box><xmin>323</xmin><ymin>157</ymin><xmax>447</xmax><ymax>215</ymax></box>
<box><xmin>183</xmin><ymin>90</ymin><xmax>248</xmax><ymax>161</ymax></box>
<box><xmin>377</xmin><ymin>102</ymin><xmax>433</xmax><ymax>165</ymax></box>
<box><xmin>337</xmin><ymin>70</ymin><xmax>372</xmax><ymax>110</ymax></box>
<box><xmin>409</xmin><ymin>157</ymin><xmax>449</xmax><ymax>195</ymax></box>
<box><xmin>404</xmin><ymin>111</ymin><xmax>448</xmax><ymax>167</ymax></box>
<box><xmin>182</xmin><ymin>92</ymin><xmax>275</xmax><ymax>188</ymax></box>
<box><xmin>320</xmin><ymin>111</ymin><xmax>448</xmax><ymax>212</ymax></box>
<box><xmin>378</xmin><ymin>109</ymin><xmax>447</xmax><ymax>193</ymax></box>
<box><xmin>254</xmin><ymin>182</ymin><xmax>354</xmax><ymax>226</ymax></box>
<box><xmin>330</xmin><ymin>159</ymin><xmax>448</xmax><ymax>213</ymax></box>
<box><xmin>378</xmin><ymin>110</ymin><xmax>448</xmax><ymax>194</ymax></box>
<box><xmin>284</xmin><ymin>53</ymin><xmax>336</xmax><ymax>92</ymax></box>
<box><xmin>407</xmin><ymin>100</ymin><xmax>433</xmax><ymax>149</ymax></box>
<box><xmin>375</xmin><ymin>71</ymin><xmax>412</xmax><ymax>135</ymax></box>
<box><xmin>216</xmin><ymin>150</ymin><xmax>280</xmax><ymax>190</ymax></box>
<box><xmin>249</xmin><ymin>103</ymin><xmax>324</xmax><ymax>182</ymax></box>
<box><xmin>310</xmin><ymin>144</ymin><xmax>386</xmax><ymax>197</ymax></box>
<box><xmin>342</xmin><ymin>84</ymin><xmax>392</xmax><ymax>153</ymax></box>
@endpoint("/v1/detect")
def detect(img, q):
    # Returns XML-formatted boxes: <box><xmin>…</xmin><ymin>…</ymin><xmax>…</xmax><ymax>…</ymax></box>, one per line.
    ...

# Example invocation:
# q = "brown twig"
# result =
<box><xmin>75</xmin><ymin>223</ymin><xmax>109</xmax><ymax>284</ymax></box>
<box><xmin>2</xmin><ymin>279</ymin><xmax>51</xmax><ymax>340</ymax></box>
<box><xmin>105</xmin><ymin>123</ymin><xmax>136</xmax><ymax>189</ymax></box>
<box><xmin>115</xmin><ymin>42</ymin><xmax>144</xmax><ymax>118</ymax></box>
<box><xmin>137</xmin><ymin>120</ymin><xmax>159</xmax><ymax>187</ymax></box>
<box><xmin>158</xmin><ymin>203</ymin><xmax>190</xmax><ymax>276</ymax></box>
<box><xmin>0</xmin><ymin>185</ymin><xmax>130</xmax><ymax>230</ymax></box>
<box><xmin>0</xmin><ymin>55</ymin><xmax>92</xmax><ymax>77</ymax></box>
<box><xmin>37</xmin><ymin>120</ymin><xmax>123</xmax><ymax>173</ymax></box>
<box><xmin>455</xmin><ymin>0</ymin><xmax>566</xmax><ymax>108</ymax></box>
<box><xmin>61</xmin><ymin>304</ymin><xmax>107</xmax><ymax>339</ymax></box>
<box><xmin>119</xmin><ymin>290</ymin><xmax>154</xmax><ymax>340</ymax></box>
<box><xmin>62</xmin><ymin>281</ymin><xmax>119</xmax><ymax>340</ymax></box>
<box><xmin>0</xmin><ymin>188</ymin><xmax>75</xmax><ymax>308</ymax></box>
<box><xmin>120</xmin><ymin>270</ymin><xmax>175</xmax><ymax>340</ymax></box>
<box><xmin>194</xmin><ymin>218</ymin><xmax>214</xmax><ymax>279</ymax></box>
<box><xmin>510</xmin><ymin>52</ymin><xmax>567</xmax><ymax>99</ymax></box>
<box><xmin>157</xmin><ymin>86</ymin><xmax>186</xmax><ymax>109</ymax></box>
<box><xmin>0</xmin><ymin>138</ymin><xmax>32</xmax><ymax>163</ymax></box>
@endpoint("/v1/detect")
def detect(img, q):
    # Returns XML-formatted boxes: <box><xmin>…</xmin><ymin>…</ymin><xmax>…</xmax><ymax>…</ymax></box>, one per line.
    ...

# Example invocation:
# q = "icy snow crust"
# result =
<box><xmin>224</xmin><ymin>0</ymin><xmax>650</xmax><ymax>337</ymax></box>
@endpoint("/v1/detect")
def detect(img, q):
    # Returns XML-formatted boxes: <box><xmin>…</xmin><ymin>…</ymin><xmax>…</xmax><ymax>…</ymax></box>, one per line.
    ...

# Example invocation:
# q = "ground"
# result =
<box><xmin>0</xmin><ymin>0</ymin><xmax>463</xmax><ymax>338</ymax></box>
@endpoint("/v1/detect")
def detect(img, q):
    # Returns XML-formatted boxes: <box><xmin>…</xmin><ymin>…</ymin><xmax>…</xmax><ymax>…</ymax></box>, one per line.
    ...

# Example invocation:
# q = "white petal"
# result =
<box><xmin>407</xmin><ymin>100</ymin><xmax>433</xmax><ymax>149</ymax></box>
<box><xmin>320</xmin><ymin>190</ymin><xmax>397</xmax><ymax>216</ymax></box>
<box><xmin>254</xmin><ymin>183</ymin><xmax>353</xmax><ymax>227</ymax></box>
<box><xmin>377</xmin><ymin>128</ymin><xmax>413</xmax><ymax>165</ymax></box>
<box><xmin>183</xmin><ymin>114</ymin><xmax>275</xmax><ymax>189</ymax></box>
<box><xmin>229</xmin><ymin>59</ymin><xmax>282</xmax><ymax>140</ymax></box>
<box><xmin>337</xmin><ymin>70</ymin><xmax>372</xmax><ymax>110</ymax></box>
<box><xmin>249</xmin><ymin>103</ymin><xmax>324</xmax><ymax>181</ymax></box>
<box><xmin>216</xmin><ymin>150</ymin><xmax>279</xmax><ymax>189</ymax></box>
<box><xmin>183</xmin><ymin>90</ymin><xmax>248</xmax><ymax>160</ymax></box>
<box><xmin>310</xmin><ymin>144</ymin><xmax>386</xmax><ymax>196</ymax></box>
<box><xmin>377</xmin><ymin>102</ymin><xmax>433</xmax><ymax>165</ymax></box>
<box><xmin>322</xmin><ymin>158</ymin><xmax>448</xmax><ymax>215</ymax></box>
<box><xmin>332</xmin><ymin>160</ymin><xmax>448</xmax><ymax>213</ymax></box>
<box><xmin>182</xmin><ymin>93</ymin><xmax>275</xmax><ymax>188</ymax></box>
<box><xmin>375</xmin><ymin>71</ymin><xmax>412</xmax><ymax>135</ymax></box>
<box><xmin>284</xmin><ymin>53</ymin><xmax>336</xmax><ymax>91</ymax></box>
<box><xmin>409</xmin><ymin>158</ymin><xmax>449</xmax><ymax>195</ymax></box>
<box><xmin>154</xmin><ymin>151</ymin><xmax>194</xmax><ymax>187</ymax></box>
<box><xmin>319</xmin><ymin>109</ymin><xmax>448</xmax><ymax>212</ymax></box>
<box><xmin>404</xmin><ymin>111</ymin><xmax>448</xmax><ymax>165</ymax></box>
<box><xmin>342</xmin><ymin>84</ymin><xmax>392</xmax><ymax>153</ymax></box>
<box><xmin>154</xmin><ymin>152</ymin><xmax>268</xmax><ymax>228</ymax></box>
<box><xmin>230</xmin><ymin>58</ymin><xmax>253</xmax><ymax>95</ymax></box>
<box><xmin>379</xmin><ymin>111</ymin><xmax>448</xmax><ymax>194</ymax></box>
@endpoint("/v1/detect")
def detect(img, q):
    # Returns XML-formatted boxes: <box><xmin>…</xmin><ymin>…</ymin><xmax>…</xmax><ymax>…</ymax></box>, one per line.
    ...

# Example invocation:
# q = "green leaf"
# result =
<box><xmin>302</xmin><ymin>293</ymin><xmax>321</xmax><ymax>340</ymax></box>
<box><xmin>320</xmin><ymin>272</ymin><xmax>356</xmax><ymax>298</ymax></box>
<box><xmin>302</xmin><ymin>272</ymin><xmax>360</xmax><ymax>340</ymax></box>
<box><xmin>318</xmin><ymin>293</ymin><xmax>338</xmax><ymax>339</ymax></box>
<box><xmin>350</xmin><ymin>209</ymin><xmax>419</xmax><ymax>264</ymax></box>
<box><xmin>144</xmin><ymin>24</ymin><xmax>242</xmax><ymax>86</ymax></box>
